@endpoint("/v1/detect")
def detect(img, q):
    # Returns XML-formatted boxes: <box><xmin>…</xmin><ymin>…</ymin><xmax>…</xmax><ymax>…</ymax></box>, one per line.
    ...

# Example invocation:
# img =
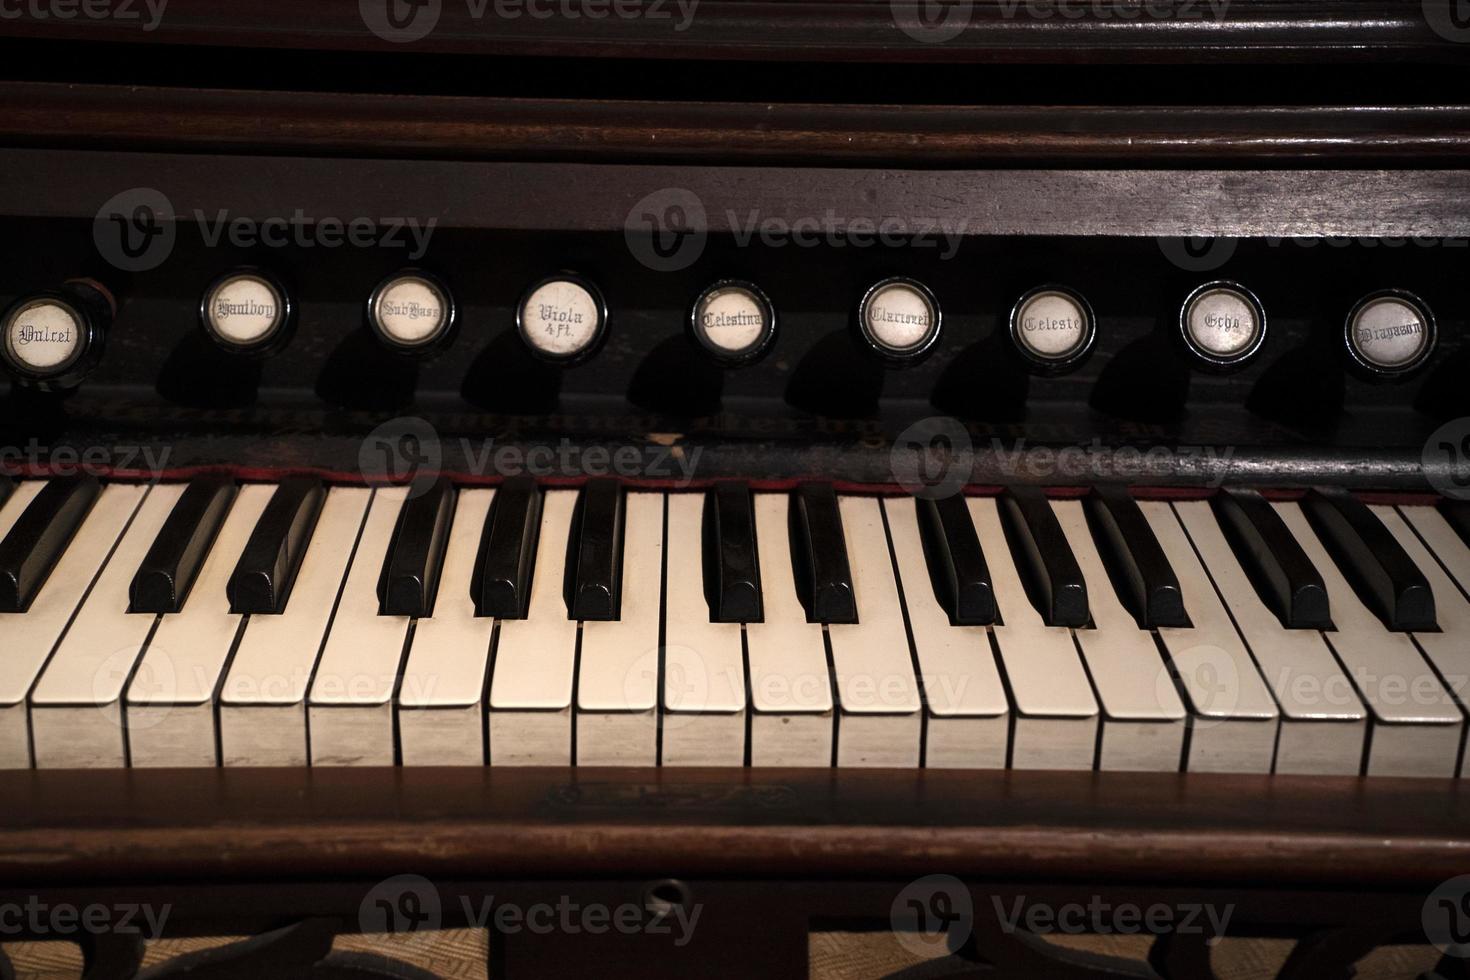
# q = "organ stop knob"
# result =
<box><xmin>0</xmin><ymin>279</ymin><xmax>114</xmax><ymax>390</ymax></box>
<box><xmin>1179</xmin><ymin>281</ymin><xmax>1267</xmax><ymax>370</ymax></box>
<box><xmin>1344</xmin><ymin>289</ymin><xmax>1436</xmax><ymax>378</ymax></box>
<box><xmin>1009</xmin><ymin>284</ymin><xmax>1095</xmax><ymax>372</ymax></box>
<box><xmin>516</xmin><ymin>274</ymin><xmax>608</xmax><ymax>364</ymax></box>
<box><xmin>367</xmin><ymin>269</ymin><xmax>456</xmax><ymax>353</ymax></box>
<box><xmin>855</xmin><ymin>276</ymin><xmax>942</xmax><ymax>365</ymax></box>
<box><xmin>199</xmin><ymin>268</ymin><xmax>293</xmax><ymax>355</ymax></box>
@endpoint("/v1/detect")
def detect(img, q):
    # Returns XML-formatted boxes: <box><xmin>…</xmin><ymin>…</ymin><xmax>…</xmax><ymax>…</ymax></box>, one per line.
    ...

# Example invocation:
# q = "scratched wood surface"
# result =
<box><xmin>0</xmin><ymin>768</ymin><xmax>1465</xmax><ymax>886</ymax></box>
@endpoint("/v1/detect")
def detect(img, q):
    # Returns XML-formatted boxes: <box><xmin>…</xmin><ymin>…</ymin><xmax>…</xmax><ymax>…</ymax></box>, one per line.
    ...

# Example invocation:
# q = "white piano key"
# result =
<box><xmin>744</xmin><ymin>493</ymin><xmax>834</xmax><ymax>766</ymax></box>
<box><xmin>825</xmin><ymin>496</ymin><xmax>921</xmax><ymax>767</ymax></box>
<box><xmin>125</xmin><ymin>484</ymin><xmax>272</xmax><ymax>768</ymax></box>
<box><xmin>1172</xmin><ymin>501</ymin><xmax>1366</xmax><ymax>776</ymax></box>
<box><xmin>1276</xmin><ymin>501</ymin><xmax>1463</xmax><ymax>777</ymax></box>
<box><xmin>488</xmin><ymin>489</ymin><xmax>579</xmax><ymax>765</ymax></box>
<box><xmin>308</xmin><ymin>486</ymin><xmax>413</xmax><ymax>766</ymax></box>
<box><xmin>661</xmin><ymin>493</ymin><xmax>746</xmax><ymax>767</ymax></box>
<box><xmin>884</xmin><ymin>497</ymin><xmax>1008</xmax><ymax>770</ymax></box>
<box><xmin>0</xmin><ymin>479</ymin><xmax>46</xmax><ymax>764</ymax></box>
<box><xmin>30</xmin><ymin>483</ymin><xmax>182</xmax><ymax>769</ymax></box>
<box><xmin>1140</xmin><ymin>501</ymin><xmax>1279</xmax><ymax>773</ymax></box>
<box><xmin>0</xmin><ymin>480</ymin><xmax>43</xmax><ymax>532</ymax></box>
<box><xmin>1406</xmin><ymin>506</ymin><xmax>1470</xmax><ymax>600</ymax></box>
<box><xmin>1054</xmin><ymin>499</ymin><xmax>1186</xmax><ymax>772</ymax></box>
<box><xmin>969</xmin><ymin>497</ymin><xmax>1098</xmax><ymax>771</ymax></box>
<box><xmin>577</xmin><ymin>492</ymin><xmax>664</xmax><ymax>766</ymax></box>
<box><xmin>0</xmin><ymin>482</ymin><xmax>144</xmax><ymax>768</ymax></box>
<box><xmin>397</xmin><ymin>489</ymin><xmax>495</xmax><ymax>767</ymax></box>
<box><xmin>218</xmin><ymin>487</ymin><xmax>370</xmax><ymax>767</ymax></box>
<box><xmin>1376</xmin><ymin>505</ymin><xmax>1470</xmax><ymax>774</ymax></box>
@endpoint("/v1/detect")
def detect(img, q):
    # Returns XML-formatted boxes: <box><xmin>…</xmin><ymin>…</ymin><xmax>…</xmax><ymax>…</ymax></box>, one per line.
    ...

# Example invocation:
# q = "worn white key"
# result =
<box><xmin>218</xmin><ymin>488</ymin><xmax>370</xmax><ymax>767</ymax></box>
<box><xmin>1054</xmin><ymin>500</ymin><xmax>1185</xmax><ymax>772</ymax></box>
<box><xmin>824</xmin><ymin>496</ymin><xmax>921</xmax><ymax>767</ymax></box>
<box><xmin>1376</xmin><ymin>505</ymin><xmax>1470</xmax><ymax>774</ymax></box>
<box><xmin>1</xmin><ymin>483</ymin><xmax>144</xmax><ymax>768</ymax></box>
<box><xmin>1173</xmin><ymin>501</ymin><xmax>1366</xmax><ymax>775</ymax></box>
<box><xmin>1141</xmin><ymin>501</ymin><xmax>1279</xmax><ymax>773</ymax></box>
<box><xmin>884</xmin><ymin>497</ymin><xmax>1008</xmax><ymax>769</ymax></box>
<box><xmin>744</xmin><ymin>493</ymin><xmax>833</xmax><ymax>766</ymax></box>
<box><xmin>661</xmin><ymin>493</ymin><xmax>746</xmax><ymax>767</ymax></box>
<box><xmin>1407</xmin><ymin>507</ymin><xmax>1470</xmax><ymax>601</ymax></box>
<box><xmin>126</xmin><ymin>484</ymin><xmax>272</xmax><ymax>767</ymax></box>
<box><xmin>488</xmin><ymin>490</ymin><xmax>579</xmax><ymax>765</ymax></box>
<box><xmin>0</xmin><ymin>480</ymin><xmax>48</xmax><ymax>766</ymax></box>
<box><xmin>0</xmin><ymin>480</ymin><xmax>42</xmax><ymax>523</ymax></box>
<box><xmin>308</xmin><ymin>487</ymin><xmax>412</xmax><ymax>766</ymax></box>
<box><xmin>1276</xmin><ymin>501</ymin><xmax>1462</xmax><ymax>777</ymax></box>
<box><xmin>398</xmin><ymin>489</ymin><xmax>495</xmax><ymax>767</ymax></box>
<box><xmin>576</xmin><ymin>492</ymin><xmax>663</xmax><ymax>766</ymax></box>
<box><xmin>30</xmin><ymin>483</ymin><xmax>181</xmax><ymax>768</ymax></box>
<box><xmin>969</xmin><ymin>498</ymin><xmax>1097</xmax><ymax>770</ymax></box>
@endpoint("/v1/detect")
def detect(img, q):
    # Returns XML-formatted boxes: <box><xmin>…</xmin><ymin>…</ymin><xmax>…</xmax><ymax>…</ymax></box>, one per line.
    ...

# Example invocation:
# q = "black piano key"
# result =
<box><xmin>1303</xmin><ymin>487</ymin><xmax>1436</xmax><ymax>632</ymax></box>
<box><xmin>1086</xmin><ymin>486</ymin><xmax>1188</xmax><ymax>628</ymax></box>
<box><xmin>226</xmin><ymin>478</ymin><xmax>325</xmax><ymax>615</ymax></box>
<box><xmin>998</xmin><ymin>486</ymin><xmax>1088</xmax><ymax>628</ymax></box>
<box><xmin>1213</xmin><ymin>487</ymin><xmax>1331</xmax><ymax>630</ymax></box>
<box><xmin>0</xmin><ymin>475</ymin><xmax>101</xmax><ymax>613</ymax></box>
<box><xmin>0</xmin><ymin>475</ymin><xmax>12</xmax><ymax>509</ymax></box>
<box><xmin>378</xmin><ymin>477</ymin><xmax>455</xmax><ymax>618</ymax></box>
<box><xmin>565</xmin><ymin>477</ymin><xmax>624</xmax><ymax>621</ymax></box>
<box><xmin>916</xmin><ymin>494</ymin><xmax>995</xmax><ymax>625</ymax></box>
<box><xmin>1441</xmin><ymin>499</ymin><xmax>1470</xmax><ymax>550</ymax></box>
<box><xmin>703</xmin><ymin>481</ymin><xmax>763</xmax><ymax>623</ymax></box>
<box><xmin>788</xmin><ymin>482</ymin><xmax>857</xmax><ymax>624</ymax></box>
<box><xmin>472</xmin><ymin>474</ymin><xmax>542</xmax><ymax>619</ymax></box>
<box><xmin>131</xmin><ymin>476</ymin><xmax>237</xmax><ymax>614</ymax></box>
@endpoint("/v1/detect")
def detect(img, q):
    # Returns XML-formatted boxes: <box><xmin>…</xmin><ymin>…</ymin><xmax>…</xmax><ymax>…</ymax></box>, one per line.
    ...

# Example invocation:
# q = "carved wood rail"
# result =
<box><xmin>0</xmin><ymin>769</ymin><xmax>1466</xmax><ymax>978</ymax></box>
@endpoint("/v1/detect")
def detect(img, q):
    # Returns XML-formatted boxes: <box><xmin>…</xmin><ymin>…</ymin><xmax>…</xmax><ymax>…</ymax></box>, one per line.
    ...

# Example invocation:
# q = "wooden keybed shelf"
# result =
<box><xmin>2</xmin><ymin>767</ymin><xmax>1465</xmax><ymax>886</ymax></box>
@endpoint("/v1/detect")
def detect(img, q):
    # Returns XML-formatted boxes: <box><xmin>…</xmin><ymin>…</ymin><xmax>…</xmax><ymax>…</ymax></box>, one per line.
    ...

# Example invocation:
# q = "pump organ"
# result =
<box><xmin>0</xmin><ymin>4</ymin><xmax>1469</xmax><ymax>977</ymax></box>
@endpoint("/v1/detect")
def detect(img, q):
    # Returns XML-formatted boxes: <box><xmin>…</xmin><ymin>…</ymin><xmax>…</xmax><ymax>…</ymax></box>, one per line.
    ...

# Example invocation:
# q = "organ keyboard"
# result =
<box><xmin>2</xmin><ymin>4</ymin><xmax>1469</xmax><ymax>976</ymax></box>
<box><xmin>2</xmin><ymin>475</ymin><xmax>1466</xmax><ymax>777</ymax></box>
